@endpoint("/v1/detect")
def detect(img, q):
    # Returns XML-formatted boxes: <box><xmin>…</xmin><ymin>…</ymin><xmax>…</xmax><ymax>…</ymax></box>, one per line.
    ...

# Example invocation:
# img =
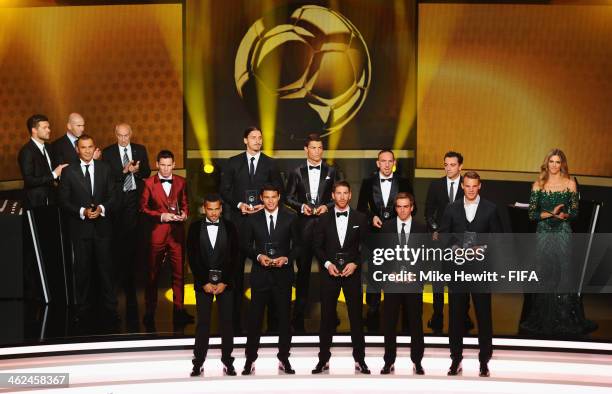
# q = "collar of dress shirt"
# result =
<box><xmin>447</xmin><ymin>175</ymin><xmax>460</xmax><ymax>185</ymax></box>
<box><xmin>264</xmin><ymin>207</ymin><xmax>279</xmax><ymax>217</ymax></box>
<box><xmin>158</xmin><ymin>174</ymin><xmax>173</xmax><ymax>181</ymax></box>
<box><xmin>334</xmin><ymin>207</ymin><xmax>349</xmax><ymax>215</ymax></box>
<box><xmin>67</xmin><ymin>132</ymin><xmax>78</xmax><ymax>145</ymax></box>
<box><xmin>118</xmin><ymin>143</ymin><xmax>131</xmax><ymax>153</ymax></box>
<box><xmin>80</xmin><ymin>159</ymin><xmax>93</xmax><ymax>167</ymax></box>
<box><xmin>246</xmin><ymin>151</ymin><xmax>261</xmax><ymax>161</ymax></box>
<box><xmin>205</xmin><ymin>218</ymin><xmax>220</xmax><ymax>224</ymax></box>
<box><xmin>397</xmin><ymin>216</ymin><xmax>412</xmax><ymax>226</ymax></box>
<box><xmin>379</xmin><ymin>172</ymin><xmax>393</xmax><ymax>181</ymax></box>
<box><xmin>31</xmin><ymin>138</ymin><xmax>45</xmax><ymax>151</ymax></box>
<box><xmin>464</xmin><ymin>195</ymin><xmax>480</xmax><ymax>206</ymax></box>
<box><xmin>307</xmin><ymin>159</ymin><xmax>322</xmax><ymax>168</ymax></box>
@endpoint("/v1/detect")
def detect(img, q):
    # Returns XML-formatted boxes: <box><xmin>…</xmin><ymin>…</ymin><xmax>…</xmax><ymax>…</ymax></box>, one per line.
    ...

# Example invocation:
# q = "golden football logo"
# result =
<box><xmin>235</xmin><ymin>5</ymin><xmax>371</xmax><ymax>135</ymax></box>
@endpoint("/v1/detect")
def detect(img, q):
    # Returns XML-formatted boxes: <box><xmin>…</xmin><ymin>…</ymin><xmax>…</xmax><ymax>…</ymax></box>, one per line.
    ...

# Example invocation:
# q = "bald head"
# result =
<box><xmin>115</xmin><ymin>123</ymin><xmax>133</xmax><ymax>147</ymax></box>
<box><xmin>67</xmin><ymin>113</ymin><xmax>85</xmax><ymax>137</ymax></box>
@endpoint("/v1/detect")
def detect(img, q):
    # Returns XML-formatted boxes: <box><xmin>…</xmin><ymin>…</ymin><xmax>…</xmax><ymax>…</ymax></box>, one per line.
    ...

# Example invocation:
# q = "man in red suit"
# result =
<box><xmin>140</xmin><ymin>150</ymin><xmax>193</xmax><ymax>326</ymax></box>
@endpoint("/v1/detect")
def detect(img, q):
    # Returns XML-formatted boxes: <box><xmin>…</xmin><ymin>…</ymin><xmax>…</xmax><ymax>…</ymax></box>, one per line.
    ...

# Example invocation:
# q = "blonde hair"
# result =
<box><xmin>537</xmin><ymin>148</ymin><xmax>570</xmax><ymax>188</ymax></box>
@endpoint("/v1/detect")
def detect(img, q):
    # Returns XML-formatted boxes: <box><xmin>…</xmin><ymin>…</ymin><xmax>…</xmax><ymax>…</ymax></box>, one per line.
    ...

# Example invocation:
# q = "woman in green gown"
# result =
<box><xmin>520</xmin><ymin>149</ymin><xmax>597</xmax><ymax>337</ymax></box>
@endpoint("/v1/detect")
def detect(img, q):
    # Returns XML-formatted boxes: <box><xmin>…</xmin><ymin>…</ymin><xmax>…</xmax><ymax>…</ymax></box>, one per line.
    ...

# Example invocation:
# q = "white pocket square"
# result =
<box><xmin>352</xmin><ymin>225</ymin><xmax>359</xmax><ymax>228</ymax></box>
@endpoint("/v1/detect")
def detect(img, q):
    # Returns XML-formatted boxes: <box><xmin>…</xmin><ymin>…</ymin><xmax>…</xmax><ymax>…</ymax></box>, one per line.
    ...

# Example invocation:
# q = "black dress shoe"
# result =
<box><xmin>479</xmin><ymin>362</ymin><xmax>490</xmax><ymax>377</ymax></box>
<box><xmin>311</xmin><ymin>361</ymin><xmax>329</xmax><ymax>374</ymax></box>
<box><xmin>380</xmin><ymin>363</ymin><xmax>394</xmax><ymax>375</ymax></box>
<box><xmin>355</xmin><ymin>361</ymin><xmax>371</xmax><ymax>374</ymax></box>
<box><xmin>173</xmin><ymin>308</ymin><xmax>195</xmax><ymax>324</ymax></box>
<box><xmin>223</xmin><ymin>364</ymin><xmax>237</xmax><ymax>376</ymax></box>
<box><xmin>413</xmin><ymin>362</ymin><xmax>425</xmax><ymax>375</ymax></box>
<box><xmin>278</xmin><ymin>359</ymin><xmax>295</xmax><ymax>374</ymax></box>
<box><xmin>242</xmin><ymin>360</ymin><xmax>255</xmax><ymax>375</ymax></box>
<box><xmin>447</xmin><ymin>360</ymin><xmax>463</xmax><ymax>376</ymax></box>
<box><xmin>190</xmin><ymin>365</ymin><xmax>203</xmax><ymax>377</ymax></box>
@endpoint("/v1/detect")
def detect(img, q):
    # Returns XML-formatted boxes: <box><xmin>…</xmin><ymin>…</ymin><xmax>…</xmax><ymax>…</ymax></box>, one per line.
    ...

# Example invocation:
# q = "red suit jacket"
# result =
<box><xmin>140</xmin><ymin>174</ymin><xmax>189</xmax><ymax>244</ymax></box>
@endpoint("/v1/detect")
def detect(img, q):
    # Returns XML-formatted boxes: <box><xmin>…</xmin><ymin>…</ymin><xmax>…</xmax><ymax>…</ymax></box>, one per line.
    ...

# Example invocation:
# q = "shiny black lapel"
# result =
<box><xmin>317</xmin><ymin>163</ymin><xmax>330</xmax><ymax>198</ymax></box>
<box><xmin>389</xmin><ymin>176</ymin><xmax>399</xmax><ymax>206</ymax></box>
<box><xmin>371</xmin><ymin>174</ymin><xmax>384</xmax><ymax>210</ymax></box>
<box><xmin>299</xmin><ymin>164</ymin><xmax>310</xmax><ymax>196</ymax></box>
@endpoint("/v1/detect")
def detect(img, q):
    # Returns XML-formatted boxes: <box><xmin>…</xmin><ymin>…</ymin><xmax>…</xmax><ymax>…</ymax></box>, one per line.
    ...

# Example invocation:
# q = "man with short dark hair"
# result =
<box><xmin>285</xmin><ymin>133</ymin><xmax>341</xmax><ymax>332</ymax></box>
<box><xmin>102</xmin><ymin>123</ymin><xmax>150</xmax><ymax>314</ymax></box>
<box><xmin>439</xmin><ymin>171</ymin><xmax>502</xmax><ymax>377</ymax></box>
<box><xmin>312</xmin><ymin>181</ymin><xmax>370</xmax><ymax>375</ymax></box>
<box><xmin>187</xmin><ymin>193</ymin><xmax>238</xmax><ymax>377</ymax></box>
<box><xmin>357</xmin><ymin>149</ymin><xmax>413</xmax><ymax>330</ymax></box>
<box><xmin>380</xmin><ymin>192</ymin><xmax>426</xmax><ymax>375</ymax></box>
<box><xmin>241</xmin><ymin>183</ymin><xmax>299</xmax><ymax>375</ymax></box>
<box><xmin>140</xmin><ymin>150</ymin><xmax>193</xmax><ymax>326</ymax></box>
<box><xmin>58</xmin><ymin>134</ymin><xmax>117</xmax><ymax>321</ymax></box>
<box><xmin>18</xmin><ymin>114</ymin><xmax>68</xmax><ymax>208</ymax></box>
<box><xmin>424</xmin><ymin>151</ymin><xmax>472</xmax><ymax>334</ymax></box>
<box><xmin>219</xmin><ymin>127</ymin><xmax>284</xmax><ymax>333</ymax></box>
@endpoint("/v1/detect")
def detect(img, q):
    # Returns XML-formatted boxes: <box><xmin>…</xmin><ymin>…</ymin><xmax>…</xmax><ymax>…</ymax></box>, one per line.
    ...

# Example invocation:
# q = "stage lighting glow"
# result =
<box><xmin>244</xmin><ymin>287</ymin><xmax>297</xmax><ymax>301</ymax></box>
<box><xmin>203</xmin><ymin>163</ymin><xmax>215</xmax><ymax>173</ymax></box>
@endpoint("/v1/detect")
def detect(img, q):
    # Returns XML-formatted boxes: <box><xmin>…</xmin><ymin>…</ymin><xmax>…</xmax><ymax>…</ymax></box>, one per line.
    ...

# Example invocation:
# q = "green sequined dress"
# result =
<box><xmin>519</xmin><ymin>189</ymin><xmax>596</xmax><ymax>337</ymax></box>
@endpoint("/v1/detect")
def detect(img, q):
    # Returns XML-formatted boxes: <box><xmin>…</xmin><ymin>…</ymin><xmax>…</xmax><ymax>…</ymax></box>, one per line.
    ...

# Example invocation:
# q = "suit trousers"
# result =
<box><xmin>112</xmin><ymin>190</ymin><xmax>140</xmax><ymax>307</ymax></box>
<box><xmin>318</xmin><ymin>272</ymin><xmax>365</xmax><ymax>363</ymax></box>
<box><xmin>246</xmin><ymin>283</ymin><xmax>292</xmax><ymax>362</ymax></box>
<box><xmin>145</xmin><ymin>237</ymin><xmax>184</xmax><ymax>314</ymax></box>
<box><xmin>73</xmin><ymin>235</ymin><xmax>117</xmax><ymax>313</ymax></box>
<box><xmin>383</xmin><ymin>293</ymin><xmax>424</xmax><ymax>364</ymax></box>
<box><xmin>193</xmin><ymin>289</ymin><xmax>234</xmax><ymax>366</ymax></box>
<box><xmin>294</xmin><ymin>217</ymin><xmax>317</xmax><ymax>320</ymax></box>
<box><xmin>449</xmin><ymin>292</ymin><xmax>492</xmax><ymax>363</ymax></box>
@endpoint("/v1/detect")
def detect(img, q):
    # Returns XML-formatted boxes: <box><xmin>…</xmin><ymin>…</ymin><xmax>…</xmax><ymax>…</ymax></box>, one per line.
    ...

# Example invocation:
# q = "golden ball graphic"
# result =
<box><xmin>235</xmin><ymin>5</ymin><xmax>371</xmax><ymax>135</ymax></box>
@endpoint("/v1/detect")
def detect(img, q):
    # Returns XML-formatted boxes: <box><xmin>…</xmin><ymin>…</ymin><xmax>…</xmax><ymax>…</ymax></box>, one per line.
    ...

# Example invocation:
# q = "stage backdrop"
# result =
<box><xmin>417</xmin><ymin>3</ymin><xmax>612</xmax><ymax>177</ymax></box>
<box><xmin>0</xmin><ymin>3</ymin><xmax>183</xmax><ymax>181</ymax></box>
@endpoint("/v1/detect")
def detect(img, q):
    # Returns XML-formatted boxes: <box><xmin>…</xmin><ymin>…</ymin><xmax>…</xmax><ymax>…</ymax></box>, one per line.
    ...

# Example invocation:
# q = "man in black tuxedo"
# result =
<box><xmin>241</xmin><ymin>184</ymin><xmax>299</xmax><ymax>375</ymax></box>
<box><xmin>219</xmin><ymin>127</ymin><xmax>284</xmax><ymax>332</ymax></box>
<box><xmin>285</xmin><ymin>133</ymin><xmax>341</xmax><ymax>332</ymax></box>
<box><xmin>439</xmin><ymin>171</ymin><xmax>502</xmax><ymax>377</ymax></box>
<box><xmin>102</xmin><ymin>123</ymin><xmax>151</xmax><ymax>313</ymax></box>
<box><xmin>378</xmin><ymin>192</ymin><xmax>426</xmax><ymax>375</ymax></box>
<box><xmin>18</xmin><ymin>114</ymin><xmax>69</xmax><ymax>208</ymax></box>
<box><xmin>51</xmin><ymin>113</ymin><xmax>84</xmax><ymax>167</ymax></box>
<box><xmin>187</xmin><ymin>194</ymin><xmax>238</xmax><ymax>377</ymax></box>
<box><xmin>357</xmin><ymin>149</ymin><xmax>413</xmax><ymax>329</ymax></box>
<box><xmin>58</xmin><ymin>134</ymin><xmax>118</xmax><ymax>321</ymax></box>
<box><xmin>424</xmin><ymin>151</ymin><xmax>471</xmax><ymax>334</ymax></box>
<box><xmin>312</xmin><ymin>181</ymin><xmax>370</xmax><ymax>375</ymax></box>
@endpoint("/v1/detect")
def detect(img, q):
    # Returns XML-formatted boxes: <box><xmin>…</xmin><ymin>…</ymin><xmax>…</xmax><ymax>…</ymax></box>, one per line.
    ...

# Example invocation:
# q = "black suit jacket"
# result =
<box><xmin>242</xmin><ymin>208</ymin><xmax>300</xmax><ymax>290</ymax></box>
<box><xmin>187</xmin><ymin>218</ymin><xmax>238</xmax><ymax>292</ymax></box>
<box><xmin>51</xmin><ymin>134</ymin><xmax>79</xmax><ymax>167</ymax></box>
<box><xmin>101</xmin><ymin>143</ymin><xmax>151</xmax><ymax>193</ymax></box>
<box><xmin>357</xmin><ymin>172</ymin><xmax>414</xmax><ymax>224</ymax></box>
<box><xmin>314</xmin><ymin>208</ymin><xmax>369</xmax><ymax>271</ymax></box>
<box><xmin>285</xmin><ymin>161</ymin><xmax>340</xmax><ymax>214</ymax></box>
<box><xmin>425</xmin><ymin>176</ymin><xmax>464</xmax><ymax>232</ymax></box>
<box><xmin>438</xmin><ymin>197</ymin><xmax>502</xmax><ymax>246</ymax></box>
<box><xmin>219</xmin><ymin>152</ymin><xmax>284</xmax><ymax>216</ymax></box>
<box><xmin>58</xmin><ymin>160</ymin><xmax>116</xmax><ymax>239</ymax></box>
<box><xmin>18</xmin><ymin>139</ymin><xmax>57</xmax><ymax>208</ymax></box>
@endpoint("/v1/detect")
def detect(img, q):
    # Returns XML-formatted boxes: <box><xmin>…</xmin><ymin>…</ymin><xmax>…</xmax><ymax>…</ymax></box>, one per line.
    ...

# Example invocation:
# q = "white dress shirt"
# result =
<box><xmin>324</xmin><ymin>207</ymin><xmax>350</xmax><ymax>269</ymax></box>
<box><xmin>159</xmin><ymin>174</ymin><xmax>172</xmax><ymax>196</ymax></box>
<box><xmin>31</xmin><ymin>138</ymin><xmax>56</xmax><ymax>178</ymax></box>
<box><xmin>464</xmin><ymin>195</ymin><xmax>480</xmax><ymax>223</ymax></box>
<box><xmin>66</xmin><ymin>132</ymin><xmax>78</xmax><ymax>147</ymax></box>
<box><xmin>205</xmin><ymin>219</ymin><xmax>219</xmax><ymax>249</ymax></box>
<box><xmin>397</xmin><ymin>216</ymin><xmax>412</xmax><ymax>243</ymax></box>
<box><xmin>246</xmin><ymin>151</ymin><xmax>261</xmax><ymax>174</ymax></box>
<box><xmin>447</xmin><ymin>176</ymin><xmax>460</xmax><ymax>202</ymax></box>
<box><xmin>78</xmin><ymin>160</ymin><xmax>105</xmax><ymax>219</ymax></box>
<box><xmin>379</xmin><ymin>172</ymin><xmax>393</xmax><ymax>207</ymax></box>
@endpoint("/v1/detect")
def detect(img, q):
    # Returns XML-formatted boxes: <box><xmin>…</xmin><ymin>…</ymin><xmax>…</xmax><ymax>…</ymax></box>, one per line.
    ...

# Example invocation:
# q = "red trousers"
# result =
<box><xmin>145</xmin><ymin>237</ymin><xmax>184</xmax><ymax>314</ymax></box>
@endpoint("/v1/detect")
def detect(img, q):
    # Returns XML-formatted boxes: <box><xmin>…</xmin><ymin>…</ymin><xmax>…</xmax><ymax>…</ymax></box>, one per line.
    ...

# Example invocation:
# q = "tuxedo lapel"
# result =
<box><xmin>371</xmin><ymin>175</ymin><xmax>384</xmax><ymax>210</ymax></box>
<box><xmin>154</xmin><ymin>176</ymin><xmax>169</xmax><ymax>206</ymax></box>
<box><xmin>317</xmin><ymin>164</ymin><xmax>329</xmax><ymax>198</ymax></box>
<box><xmin>389</xmin><ymin>176</ymin><xmax>399</xmax><ymax>205</ymax></box>
<box><xmin>299</xmin><ymin>165</ymin><xmax>310</xmax><ymax>196</ymax></box>
<box><xmin>330</xmin><ymin>212</ymin><xmax>342</xmax><ymax>249</ymax></box>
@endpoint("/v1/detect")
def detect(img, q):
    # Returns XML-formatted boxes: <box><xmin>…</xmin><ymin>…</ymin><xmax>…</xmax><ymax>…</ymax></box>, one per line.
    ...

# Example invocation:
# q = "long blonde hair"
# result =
<box><xmin>537</xmin><ymin>148</ymin><xmax>570</xmax><ymax>188</ymax></box>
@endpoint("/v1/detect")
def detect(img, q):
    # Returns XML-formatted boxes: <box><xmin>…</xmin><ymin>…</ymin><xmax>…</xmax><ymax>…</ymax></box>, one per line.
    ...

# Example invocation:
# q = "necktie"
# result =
<box><xmin>73</xmin><ymin>138</ymin><xmax>77</xmax><ymax>148</ymax></box>
<box><xmin>84</xmin><ymin>164</ymin><xmax>93</xmax><ymax>197</ymax></box>
<box><xmin>269</xmin><ymin>214</ymin><xmax>275</xmax><ymax>234</ymax></box>
<box><xmin>309</xmin><ymin>165</ymin><xmax>320</xmax><ymax>171</ymax></box>
<box><xmin>449</xmin><ymin>181</ymin><xmax>455</xmax><ymax>203</ymax></box>
<box><xmin>249</xmin><ymin>156</ymin><xmax>255</xmax><ymax>178</ymax></box>
<box><xmin>206</xmin><ymin>222</ymin><xmax>219</xmax><ymax>226</ymax></box>
<box><xmin>400</xmin><ymin>223</ymin><xmax>407</xmax><ymax>245</ymax></box>
<box><xmin>160</xmin><ymin>178</ymin><xmax>173</xmax><ymax>184</ymax></box>
<box><xmin>336</xmin><ymin>211</ymin><xmax>348</xmax><ymax>218</ymax></box>
<box><xmin>42</xmin><ymin>146</ymin><xmax>52</xmax><ymax>172</ymax></box>
<box><xmin>381</xmin><ymin>178</ymin><xmax>392</xmax><ymax>182</ymax></box>
<box><xmin>122</xmin><ymin>147</ymin><xmax>134</xmax><ymax>192</ymax></box>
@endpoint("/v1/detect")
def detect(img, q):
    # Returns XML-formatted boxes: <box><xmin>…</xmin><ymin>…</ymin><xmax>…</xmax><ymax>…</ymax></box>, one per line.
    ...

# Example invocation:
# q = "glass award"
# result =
<box><xmin>463</xmin><ymin>231</ymin><xmax>477</xmax><ymax>248</ymax></box>
<box><xmin>209</xmin><ymin>269</ymin><xmax>222</xmax><ymax>284</ymax></box>
<box><xmin>167</xmin><ymin>198</ymin><xmax>180</xmax><ymax>215</ymax></box>
<box><xmin>380</xmin><ymin>206</ymin><xmax>391</xmax><ymax>220</ymax></box>
<box><xmin>335</xmin><ymin>252</ymin><xmax>349</xmax><ymax>269</ymax></box>
<box><xmin>265</xmin><ymin>242</ymin><xmax>279</xmax><ymax>259</ymax></box>
<box><xmin>245</xmin><ymin>190</ymin><xmax>258</xmax><ymax>206</ymax></box>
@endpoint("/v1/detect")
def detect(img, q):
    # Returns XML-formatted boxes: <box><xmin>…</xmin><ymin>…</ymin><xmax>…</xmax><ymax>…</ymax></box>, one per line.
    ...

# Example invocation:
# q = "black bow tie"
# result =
<box><xmin>336</xmin><ymin>211</ymin><xmax>348</xmax><ymax>218</ymax></box>
<box><xmin>309</xmin><ymin>165</ymin><xmax>321</xmax><ymax>171</ymax></box>
<box><xmin>160</xmin><ymin>179</ymin><xmax>173</xmax><ymax>184</ymax></box>
<box><xmin>205</xmin><ymin>222</ymin><xmax>219</xmax><ymax>226</ymax></box>
<box><xmin>380</xmin><ymin>178</ymin><xmax>392</xmax><ymax>183</ymax></box>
